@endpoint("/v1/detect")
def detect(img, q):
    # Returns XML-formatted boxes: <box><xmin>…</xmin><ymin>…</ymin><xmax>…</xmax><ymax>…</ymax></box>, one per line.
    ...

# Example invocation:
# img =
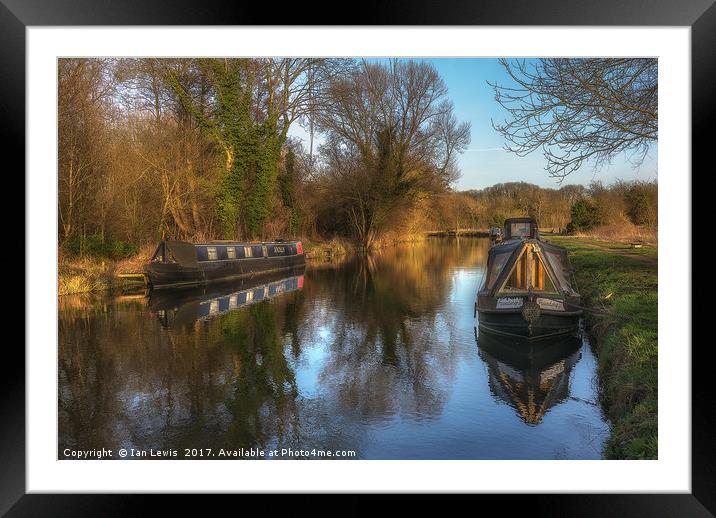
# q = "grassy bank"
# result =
<box><xmin>545</xmin><ymin>236</ymin><xmax>658</xmax><ymax>459</ymax></box>
<box><xmin>302</xmin><ymin>237</ymin><xmax>352</xmax><ymax>260</ymax></box>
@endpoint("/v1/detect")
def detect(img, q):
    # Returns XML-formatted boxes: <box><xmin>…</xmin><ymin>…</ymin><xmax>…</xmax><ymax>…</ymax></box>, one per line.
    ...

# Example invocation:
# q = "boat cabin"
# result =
<box><xmin>150</xmin><ymin>240</ymin><xmax>302</xmax><ymax>267</ymax></box>
<box><xmin>503</xmin><ymin>217</ymin><xmax>539</xmax><ymax>240</ymax></box>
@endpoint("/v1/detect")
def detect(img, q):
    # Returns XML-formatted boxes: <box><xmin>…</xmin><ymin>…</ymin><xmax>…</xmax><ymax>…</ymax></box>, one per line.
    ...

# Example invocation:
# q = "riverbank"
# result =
<box><xmin>58</xmin><ymin>247</ymin><xmax>153</xmax><ymax>296</ymax></box>
<box><xmin>544</xmin><ymin>236</ymin><xmax>658</xmax><ymax>459</ymax></box>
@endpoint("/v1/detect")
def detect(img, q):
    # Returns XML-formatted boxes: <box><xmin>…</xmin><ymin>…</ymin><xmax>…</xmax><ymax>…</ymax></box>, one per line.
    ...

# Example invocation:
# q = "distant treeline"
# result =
<box><xmin>428</xmin><ymin>180</ymin><xmax>658</xmax><ymax>233</ymax></box>
<box><xmin>58</xmin><ymin>58</ymin><xmax>656</xmax><ymax>257</ymax></box>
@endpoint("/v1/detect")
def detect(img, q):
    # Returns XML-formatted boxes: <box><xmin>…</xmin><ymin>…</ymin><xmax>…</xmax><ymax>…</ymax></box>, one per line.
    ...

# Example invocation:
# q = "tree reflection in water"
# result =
<box><xmin>59</xmin><ymin>238</ymin><xmax>607</xmax><ymax>459</ymax></box>
<box><xmin>303</xmin><ymin>240</ymin><xmax>489</xmax><ymax>421</ymax></box>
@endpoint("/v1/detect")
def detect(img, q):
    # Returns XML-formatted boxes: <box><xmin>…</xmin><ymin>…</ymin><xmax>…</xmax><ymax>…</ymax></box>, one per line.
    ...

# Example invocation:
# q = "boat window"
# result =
<box><xmin>244</xmin><ymin>246</ymin><xmax>253</xmax><ymax>258</ymax></box>
<box><xmin>501</xmin><ymin>247</ymin><xmax>557</xmax><ymax>293</ymax></box>
<box><xmin>529</xmin><ymin>251</ymin><xmax>557</xmax><ymax>292</ymax></box>
<box><xmin>209</xmin><ymin>300</ymin><xmax>219</xmax><ymax>314</ymax></box>
<box><xmin>544</xmin><ymin>250</ymin><xmax>570</xmax><ymax>291</ymax></box>
<box><xmin>509</xmin><ymin>222</ymin><xmax>533</xmax><ymax>238</ymax></box>
<box><xmin>486</xmin><ymin>251</ymin><xmax>512</xmax><ymax>289</ymax></box>
<box><xmin>227</xmin><ymin>247</ymin><xmax>236</xmax><ymax>259</ymax></box>
<box><xmin>207</xmin><ymin>246</ymin><xmax>218</xmax><ymax>260</ymax></box>
<box><xmin>503</xmin><ymin>251</ymin><xmax>527</xmax><ymax>291</ymax></box>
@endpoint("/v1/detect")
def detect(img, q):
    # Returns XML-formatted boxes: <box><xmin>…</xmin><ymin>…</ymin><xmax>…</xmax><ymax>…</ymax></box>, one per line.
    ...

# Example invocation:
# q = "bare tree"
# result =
<box><xmin>58</xmin><ymin>58</ymin><xmax>114</xmax><ymax>241</ymax></box>
<box><xmin>315</xmin><ymin>59</ymin><xmax>471</xmax><ymax>248</ymax></box>
<box><xmin>114</xmin><ymin>59</ymin><xmax>218</xmax><ymax>241</ymax></box>
<box><xmin>490</xmin><ymin>58</ymin><xmax>657</xmax><ymax>180</ymax></box>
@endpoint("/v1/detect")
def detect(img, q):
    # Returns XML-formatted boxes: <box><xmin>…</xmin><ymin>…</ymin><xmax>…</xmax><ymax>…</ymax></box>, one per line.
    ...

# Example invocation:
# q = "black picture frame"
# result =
<box><xmin>5</xmin><ymin>0</ymin><xmax>709</xmax><ymax>514</ymax></box>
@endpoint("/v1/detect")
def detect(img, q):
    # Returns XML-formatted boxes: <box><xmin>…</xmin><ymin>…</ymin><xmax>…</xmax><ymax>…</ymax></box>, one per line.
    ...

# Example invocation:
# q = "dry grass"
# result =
<box><xmin>302</xmin><ymin>237</ymin><xmax>352</xmax><ymax>260</ymax></box>
<box><xmin>114</xmin><ymin>243</ymin><xmax>154</xmax><ymax>273</ymax></box>
<box><xmin>375</xmin><ymin>229</ymin><xmax>429</xmax><ymax>246</ymax></box>
<box><xmin>58</xmin><ymin>244</ymin><xmax>154</xmax><ymax>296</ymax></box>
<box><xmin>58</xmin><ymin>255</ymin><xmax>112</xmax><ymax>295</ymax></box>
<box><xmin>573</xmin><ymin>223</ymin><xmax>657</xmax><ymax>245</ymax></box>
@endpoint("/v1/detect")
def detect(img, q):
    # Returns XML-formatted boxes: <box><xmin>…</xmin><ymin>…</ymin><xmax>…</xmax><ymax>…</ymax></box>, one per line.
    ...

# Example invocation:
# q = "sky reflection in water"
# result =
<box><xmin>58</xmin><ymin>238</ymin><xmax>609</xmax><ymax>459</ymax></box>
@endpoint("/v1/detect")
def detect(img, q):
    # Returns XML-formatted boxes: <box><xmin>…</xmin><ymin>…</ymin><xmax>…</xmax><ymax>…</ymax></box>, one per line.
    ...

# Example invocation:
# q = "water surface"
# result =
<box><xmin>59</xmin><ymin>238</ymin><xmax>609</xmax><ymax>459</ymax></box>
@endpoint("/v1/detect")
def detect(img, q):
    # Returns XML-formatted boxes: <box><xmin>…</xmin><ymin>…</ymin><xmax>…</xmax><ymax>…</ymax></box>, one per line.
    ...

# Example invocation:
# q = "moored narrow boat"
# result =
<box><xmin>476</xmin><ymin>218</ymin><xmax>582</xmax><ymax>340</ymax></box>
<box><xmin>144</xmin><ymin>239</ymin><xmax>305</xmax><ymax>289</ymax></box>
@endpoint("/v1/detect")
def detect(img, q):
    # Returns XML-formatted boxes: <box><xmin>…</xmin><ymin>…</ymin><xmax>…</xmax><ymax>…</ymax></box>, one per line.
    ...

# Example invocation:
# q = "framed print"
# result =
<box><xmin>5</xmin><ymin>0</ymin><xmax>711</xmax><ymax>513</ymax></box>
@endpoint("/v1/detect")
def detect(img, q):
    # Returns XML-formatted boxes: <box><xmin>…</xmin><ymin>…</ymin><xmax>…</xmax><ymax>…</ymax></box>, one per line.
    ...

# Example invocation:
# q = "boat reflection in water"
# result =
<box><xmin>149</xmin><ymin>267</ymin><xmax>306</xmax><ymax>329</ymax></box>
<box><xmin>475</xmin><ymin>329</ymin><xmax>581</xmax><ymax>425</ymax></box>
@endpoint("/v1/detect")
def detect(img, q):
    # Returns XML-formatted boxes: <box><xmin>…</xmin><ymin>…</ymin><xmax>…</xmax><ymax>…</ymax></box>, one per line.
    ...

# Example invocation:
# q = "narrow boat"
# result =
<box><xmin>144</xmin><ymin>239</ymin><xmax>305</xmax><ymax>289</ymax></box>
<box><xmin>475</xmin><ymin>217</ymin><xmax>582</xmax><ymax>340</ymax></box>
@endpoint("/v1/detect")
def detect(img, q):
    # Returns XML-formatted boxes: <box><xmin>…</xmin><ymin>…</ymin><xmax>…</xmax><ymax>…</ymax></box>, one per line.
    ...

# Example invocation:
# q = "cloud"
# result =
<box><xmin>466</xmin><ymin>147</ymin><xmax>505</xmax><ymax>152</ymax></box>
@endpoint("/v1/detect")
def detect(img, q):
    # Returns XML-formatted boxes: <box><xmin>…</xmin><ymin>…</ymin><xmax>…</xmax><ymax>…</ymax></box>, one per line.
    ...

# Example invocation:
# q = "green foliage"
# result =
<box><xmin>490</xmin><ymin>213</ymin><xmax>507</xmax><ymax>228</ymax></box>
<box><xmin>199</xmin><ymin>60</ymin><xmax>257</xmax><ymax>238</ymax></box>
<box><xmin>246</xmin><ymin>128</ymin><xmax>282</xmax><ymax>238</ymax></box>
<box><xmin>65</xmin><ymin>234</ymin><xmax>138</xmax><ymax>259</ymax></box>
<box><xmin>464</xmin><ymin>180</ymin><xmax>656</xmax><ymax>232</ymax></box>
<box><xmin>279</xmin><ymin>148</ymin><xmax>302</xmax><ymax>234</ymax></box>
<box><xmin>568</xmin><ymin>198</ymin><xmax>605</xmax><ymax>232</ymax></box>
<box><xmin>167</xmin><ymin>59</ymin><xmax>287</xmax><ymax>240</ymax></box>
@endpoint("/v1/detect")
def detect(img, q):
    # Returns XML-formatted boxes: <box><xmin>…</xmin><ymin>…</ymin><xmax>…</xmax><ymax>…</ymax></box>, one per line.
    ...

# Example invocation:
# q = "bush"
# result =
<box><xmin>65</xmin><ymin>234</ymin><xmax>139</xmax><ymax>259</ymax></box>
<box><xmin>568</xmin><ymin>199</ymin><xmax>605</xmax><ymax>232</ymax></box>
<box><xmin>625</xmin><ymin>182</ymin><xmax>658</xmax><ymax>226</ymax></box>
<box><xmin>490</xmin><ymin>213</ymin><xmax>507</xmax><ymax>228</ymax></box>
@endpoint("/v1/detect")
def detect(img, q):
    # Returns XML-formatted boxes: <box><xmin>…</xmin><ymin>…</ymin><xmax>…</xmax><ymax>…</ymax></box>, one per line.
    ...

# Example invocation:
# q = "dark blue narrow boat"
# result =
<box><xmin>476</xmin><ymin>218</ymin><xmax>582</xmax><ymax>340</ymax></box>
<box><xmin>144</xmin><ymin>239</ymin><xmax>305</xmax><ymax>289</ymax></box>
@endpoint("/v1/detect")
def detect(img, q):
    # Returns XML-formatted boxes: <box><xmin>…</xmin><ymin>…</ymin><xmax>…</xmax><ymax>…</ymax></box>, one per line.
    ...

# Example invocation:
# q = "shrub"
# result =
<box><xmin>568</xmin><ymin>199</ymin><xmax>605</xmax><ymax>232</ymax></box>
<box><xmin>625</xmin><ymin>182</ymin><xmax>658</xmax><ymax>226</ymax></box>
<box><xmin>490</xmin><ymin>213</ymin><xmax>507</xmax><ymax>228</ymax></box>
<box><xmin>65</xmin><ymin>234</ymin><xmax>139</xmax><ymax>259</ymax></box>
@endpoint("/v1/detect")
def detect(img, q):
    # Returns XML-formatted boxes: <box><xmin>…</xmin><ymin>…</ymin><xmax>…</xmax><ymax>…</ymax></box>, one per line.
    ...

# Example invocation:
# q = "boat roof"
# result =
<box><xmin>482</xmin><ymin>238</ymin><xmax>578</xmax><ymax>297</ymax></box>
<box><xmin>191</xmin><ymin>240</ymin><xmax>297</xmax><ymax>246</ymax></box>
<box><xmin>155</xmin><ymin>239</ymin><xmax>299</xmax><ymax>268</ymax></box>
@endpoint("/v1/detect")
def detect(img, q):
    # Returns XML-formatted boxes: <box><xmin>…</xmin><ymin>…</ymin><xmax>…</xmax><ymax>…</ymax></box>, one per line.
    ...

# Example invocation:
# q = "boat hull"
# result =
<box><xmin>145</xmin><ymin>254</ymin><xmax>306</xmax><ymax>289</ymax></box>
<box><xmin>477</xmin><ymin>308</ymin><xmax>581</xmax><ymax>341</ymax></box>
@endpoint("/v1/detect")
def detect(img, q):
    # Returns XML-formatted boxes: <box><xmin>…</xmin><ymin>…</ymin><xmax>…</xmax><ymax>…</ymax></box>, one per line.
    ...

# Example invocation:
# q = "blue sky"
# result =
<box><xmin>289</xmin><ymin>58</ymin><xmax>658</xmax><ymax>191</ymax></box>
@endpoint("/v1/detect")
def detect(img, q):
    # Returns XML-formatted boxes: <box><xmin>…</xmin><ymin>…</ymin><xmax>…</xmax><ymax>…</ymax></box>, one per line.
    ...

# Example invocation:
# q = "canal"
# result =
<box><xmin>58</xmin><ymin>238</ymin><xmax>610</xmax><ymax>459</ymax></box>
